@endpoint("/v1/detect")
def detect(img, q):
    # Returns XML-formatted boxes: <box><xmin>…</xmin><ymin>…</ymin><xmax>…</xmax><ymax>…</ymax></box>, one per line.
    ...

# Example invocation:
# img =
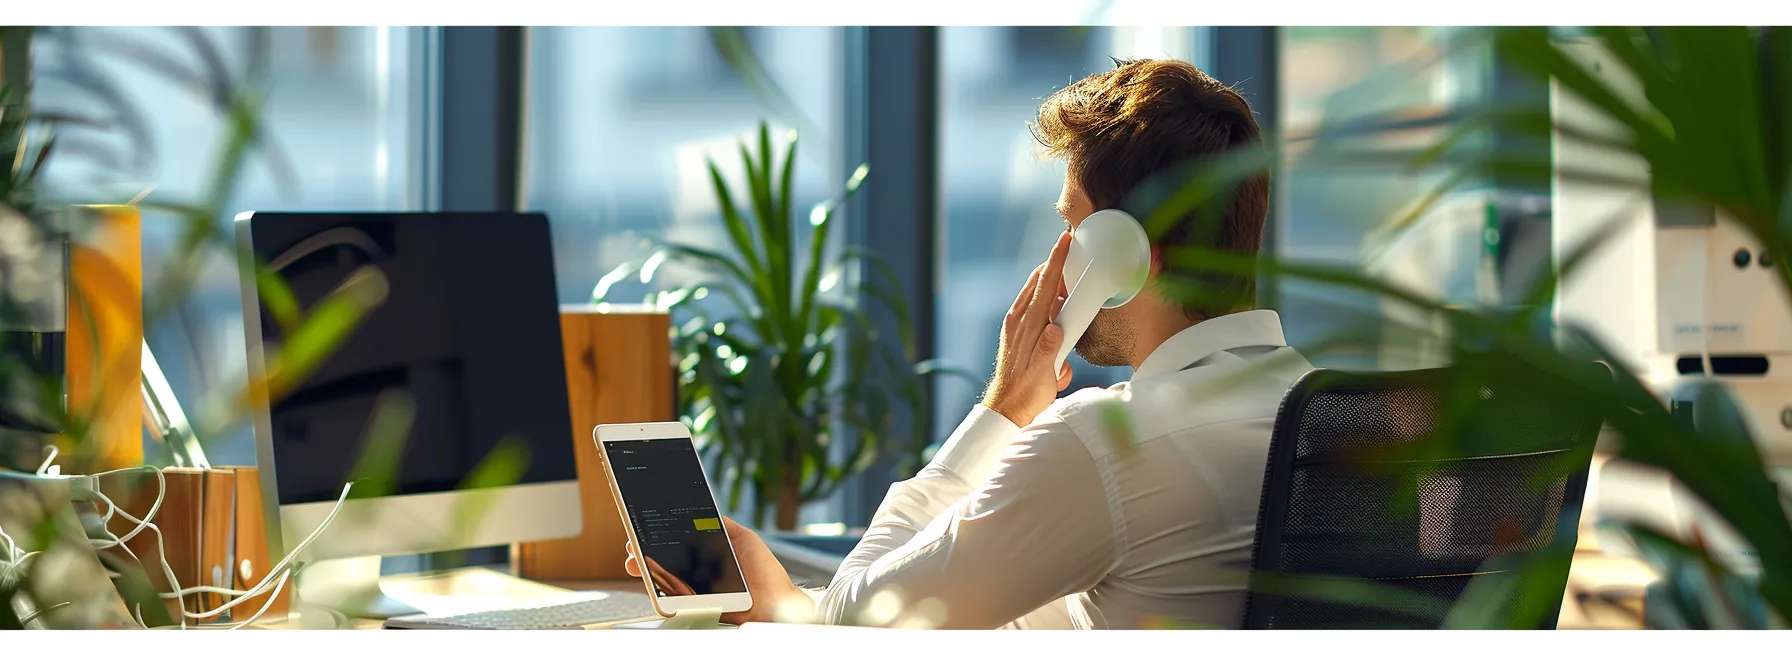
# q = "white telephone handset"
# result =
<box><xmin>1053</xmin><ymin>209</ymin><xmax>1153</xmax><ymax>372</ymax></box>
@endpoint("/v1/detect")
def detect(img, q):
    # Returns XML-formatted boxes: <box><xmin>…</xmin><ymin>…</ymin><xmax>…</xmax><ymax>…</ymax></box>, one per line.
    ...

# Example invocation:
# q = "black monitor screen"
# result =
<box><xmin>602</xmin><ymin>437</ymin><xmax>746</xmax><ymax>597</ymax></box>
<box><xmin>244</xmin><ymin>212</ymin><xmax>576</xmax><ymax>505</ymax></box>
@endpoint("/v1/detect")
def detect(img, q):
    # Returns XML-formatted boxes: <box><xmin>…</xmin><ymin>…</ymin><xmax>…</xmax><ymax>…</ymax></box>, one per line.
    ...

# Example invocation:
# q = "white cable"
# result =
<box><xmin>180</xmin><ymin>482</ymin><xmax>353</xmax><ymax>621</ymax></box>
<box><xmin>102</xmin><ymin>506</ymin><xmax>177</xmax><ymax>590</ymax></box>
<box><xmin>226</xmin><ymin>568</ymin><xmax>291</xmax><ymax>630</ymax></box>
<box><xmin>91</xmin><ymin>464</ymin><xmax>168</xmax><ymax>479</ymax></box>
<box><xmin>96</xmin><ymin>519</ymin><xmax>183</xmax><ymax>630</ymax></box>
<box><xmin>97</xmin><ymin>495</ymin><xmax>186</xmax><ymax>630</ymax></box>
<box><xmin>104</xmin><ymin>523</ymin><xmax>146</xmax><ymax>574</ymax></box>
<box><xmin>91</xmin><ymin>515</ymin><xmax>165</xmax><ymax>593</ymax></box>
<box><xmin>86</xmin><ymin>466</ymin><xmax>166</xmax><ymax>547</ymax></box>
<box><xmin>75</xmin><ymin>466</ymin><xmax>351</xmax><ymax>627</ymax></box>
<box><xmin>36</xmin><ymin>446</ymin><xmax>58</xmax><ymax>475</ymax></box>
<box><xmin>112</xmin><ymin>540</ymin><xmax>159</xmax><ymax>630</ymax></box>
<box><xmin>81</xmin><ymin>465</ymin><xmax>172</xmax><ymax>628</ymax></box>
<box><xmin>96</xmin><ymin>496</ymin><xmax>116</xmax><ymax>525</ymax></box>
<box><xmin>162</xmin><ymin>584</ymin><xmax>252</xmax><ymax>598</ymax></box>
<box><xmin>148</xmin><ymin>571</ymin><xmax>291</xmax><ymax>630</ymax></box>
<box><xmin>88</xmin><ymin>480</ymin><xmax>160</xmax><ymax>550</ymax></box>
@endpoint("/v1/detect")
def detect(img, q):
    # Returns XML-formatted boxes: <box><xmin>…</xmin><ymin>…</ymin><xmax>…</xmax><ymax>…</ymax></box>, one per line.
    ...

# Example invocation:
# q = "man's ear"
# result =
<box><xmin>1141</xmin><ymin>245</ymin><xmax>1173</xmax><ymax>301</ymax></box>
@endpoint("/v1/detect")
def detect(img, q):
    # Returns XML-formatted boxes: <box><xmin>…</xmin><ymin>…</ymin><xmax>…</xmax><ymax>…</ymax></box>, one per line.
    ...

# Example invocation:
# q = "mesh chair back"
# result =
<box><xmin>1242</xmin><ymin>367</ymin><xmax>1601</xmax><ymax>629</ymax></box>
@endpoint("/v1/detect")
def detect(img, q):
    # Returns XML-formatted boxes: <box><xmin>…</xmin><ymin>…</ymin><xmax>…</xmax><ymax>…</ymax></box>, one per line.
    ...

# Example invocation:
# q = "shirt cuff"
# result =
<box><xmin>929</xmin><ymin>404</ymin><xmax>1023</xmax><ymax>483</ymax></box>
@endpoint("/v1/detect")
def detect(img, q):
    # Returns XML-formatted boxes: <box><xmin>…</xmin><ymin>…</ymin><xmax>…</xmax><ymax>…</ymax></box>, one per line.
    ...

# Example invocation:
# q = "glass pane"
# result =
<box><xmin>935</xmin><ymin>27</ymin><xmax>1207</xmax><ymax>440</ymax></box>
<box><xmin>1280</xmin><ymin>27</ymin><xmax>1464</xmax><ymax>136</ymax></box>
<box><xmin>32</xmin><ymin>26</ymin><xmax>427</xmax><ymax>466</ymax></box>
<box><xmin>522</xmin><ymin>27</ymin><xmax>845</xmax><ymax>523</ymax></box>
<box><xmin>524</xmin><ymin>27</ymin><xmax>844</xmax><ymax>307</ymax></box>
<box><xmin>1277</xmin><ymin>27</ymin><xmax>1486</xmax><ymax>370</ymax></box>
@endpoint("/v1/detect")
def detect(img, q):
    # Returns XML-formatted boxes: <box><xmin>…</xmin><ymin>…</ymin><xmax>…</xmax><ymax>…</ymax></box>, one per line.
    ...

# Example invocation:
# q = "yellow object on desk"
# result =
<box><xmin>59</xmin><ymin>205</ymin><xmax>143</xmax><ymax>473</ymax></box>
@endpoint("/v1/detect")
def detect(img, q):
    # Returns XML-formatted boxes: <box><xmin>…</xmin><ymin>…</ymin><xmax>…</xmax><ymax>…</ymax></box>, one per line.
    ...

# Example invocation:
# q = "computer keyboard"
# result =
<box><xmin>383</xmin><ymin>592</ymin><xmax>660</xmax><ymax>630</ymax></box>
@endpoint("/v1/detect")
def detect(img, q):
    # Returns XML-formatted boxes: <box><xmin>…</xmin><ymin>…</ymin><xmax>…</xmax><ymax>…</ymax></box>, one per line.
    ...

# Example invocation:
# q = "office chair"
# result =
<box><xmin>1242</xmin><ymin>366</ymin><xmax>1603</xmax><ymax>629</ymax></box>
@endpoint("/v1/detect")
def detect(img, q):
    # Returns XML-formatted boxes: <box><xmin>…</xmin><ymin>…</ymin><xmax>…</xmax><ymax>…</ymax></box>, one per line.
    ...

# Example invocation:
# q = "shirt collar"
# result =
<box><xmin>1131</xmin><ymin>309</ymin><xmax>1289</xmax><ymax>383</ymax></box>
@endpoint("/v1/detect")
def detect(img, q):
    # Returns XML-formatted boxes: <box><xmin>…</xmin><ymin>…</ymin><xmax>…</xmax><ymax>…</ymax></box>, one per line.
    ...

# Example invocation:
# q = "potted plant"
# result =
<box><xmin>594</xmin><ymin>121</ymin><xmax>963</xmax><ymax>532</ymax></box>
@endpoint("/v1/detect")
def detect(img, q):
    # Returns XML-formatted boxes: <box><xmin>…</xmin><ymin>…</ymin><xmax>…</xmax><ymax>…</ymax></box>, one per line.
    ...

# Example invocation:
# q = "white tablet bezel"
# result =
<box><xmin>593</xmin><ymin>422</ymin><xmax>754</xmax><ymax>618</ymax></box>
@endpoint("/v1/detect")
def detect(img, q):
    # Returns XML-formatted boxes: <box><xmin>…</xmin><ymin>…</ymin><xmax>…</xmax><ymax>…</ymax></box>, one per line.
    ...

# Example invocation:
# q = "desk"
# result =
<box><xmin>1557</xmin><ymin>552</ymin><xmax>1655</xmax><ymax>629</ymax></box>
<box><xmin>253</xmin><ymin>556</ymin><xmax>1656</xmax><ymax>630</ymax></box>
<box><xmin>255</xmin><ymin>567</ymin><xmax>652</xmax><ymax>630</ymax></box>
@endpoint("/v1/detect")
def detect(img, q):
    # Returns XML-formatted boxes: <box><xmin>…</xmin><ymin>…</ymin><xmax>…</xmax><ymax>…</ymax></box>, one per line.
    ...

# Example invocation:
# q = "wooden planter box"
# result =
<box><xmin>514</xmin><ymin>307</ymin><xmax>672</xmax><ymax>581</ymax></box>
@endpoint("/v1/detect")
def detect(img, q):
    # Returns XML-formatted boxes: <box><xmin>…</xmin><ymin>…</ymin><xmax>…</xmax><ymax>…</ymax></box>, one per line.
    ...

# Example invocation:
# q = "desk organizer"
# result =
<box><xmin>97</xmin><ymin>465</ymin><xmax>288</xmax><ymax>625</ymax></box>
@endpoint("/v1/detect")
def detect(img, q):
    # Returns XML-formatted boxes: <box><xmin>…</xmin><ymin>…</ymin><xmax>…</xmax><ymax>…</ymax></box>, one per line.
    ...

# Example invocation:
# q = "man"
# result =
<box><xmin>626</xmin><ymin>58</ymin><xmax>1314</xmax><ymax>629</ymax></box>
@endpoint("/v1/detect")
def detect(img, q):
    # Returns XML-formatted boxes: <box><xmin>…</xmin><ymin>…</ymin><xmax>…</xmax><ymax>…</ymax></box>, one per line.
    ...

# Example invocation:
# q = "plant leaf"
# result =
<box><xmin>451</xmin><ymin>437</ymin><xmax>533</xmax><ymax>539</ymax></box>
<box><xmin>245</xmin><ymin>265</ymin><xmax>390</xmax><ymax>410</ymax></box>
<box><xmin>705</xmin><ymin>27</ymin><xmax>829</xmax><ymax>163</ymax></box>
<box><xmin>657</xmin><ymin>242</ymin><xmax>756</xmax><ymax>293</ymax></box>
<box><xmin>344</xmin><ymin>389</ymin><xmax>417</xmax><ymax>502</ymax></box>
<box><xmin>778</xmin><ymin>127</ymin><xmax>797</xmax><ymax>304</ymax></box>
<box><xmin>708</xmin><ymin>158</ymin><xmax>769</xmax><ymax>287</ymax></box>
<box><xmin>591</xmin><ymin>261</ymin><xmax>643</xmax><ymax>303</ymax></box>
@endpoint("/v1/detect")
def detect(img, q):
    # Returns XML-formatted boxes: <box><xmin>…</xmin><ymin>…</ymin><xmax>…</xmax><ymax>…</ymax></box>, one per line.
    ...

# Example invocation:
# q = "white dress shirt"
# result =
<box><xmin>812</xmin><ymin>310</ymin><xmax>1315</xmax><ymax>629</ymax></box>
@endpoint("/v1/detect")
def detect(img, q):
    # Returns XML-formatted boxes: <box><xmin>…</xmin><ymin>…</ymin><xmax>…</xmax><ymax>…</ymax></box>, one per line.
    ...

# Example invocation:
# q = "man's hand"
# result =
<box><xmin>639</xmin><ymin>556</ymin><xmax>696</xmax><ymax>597</ymax></box>
<box><xmin>624</xmin><ymin>517</ymin><xmax>814</xmax><ymax>625</ymax></box>
<box><xmin>983</xmin><ymin>230</ymin><xmax>1075</xmax><ymax>427</ymax></box>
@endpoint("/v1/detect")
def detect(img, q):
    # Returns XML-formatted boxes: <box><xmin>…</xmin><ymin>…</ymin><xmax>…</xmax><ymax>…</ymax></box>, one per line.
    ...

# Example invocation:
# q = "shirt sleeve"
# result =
<box><xmin>1001</xmin><ymin>598</ymin><xmax>1078</xmax><ymax>630</ymax></box>
<box><xmin>813</xmin><ymin>405</ymin><xmax>1118</xmax><ymax>629</ymax></box>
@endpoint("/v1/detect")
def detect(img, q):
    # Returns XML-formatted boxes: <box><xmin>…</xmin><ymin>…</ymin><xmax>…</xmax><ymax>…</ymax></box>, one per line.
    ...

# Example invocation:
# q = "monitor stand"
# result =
<box><xmin>295</xmin><ymin>556</ymin><xmax>421</xmax><ymax>619</ymax></box>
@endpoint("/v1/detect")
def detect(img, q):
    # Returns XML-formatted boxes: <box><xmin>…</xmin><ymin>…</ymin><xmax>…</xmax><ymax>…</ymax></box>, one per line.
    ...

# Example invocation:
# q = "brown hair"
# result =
<box><xmin>1031</xmin><ymin>57</ymin><xmax>1269</xmax><ymax>317</ymax></box>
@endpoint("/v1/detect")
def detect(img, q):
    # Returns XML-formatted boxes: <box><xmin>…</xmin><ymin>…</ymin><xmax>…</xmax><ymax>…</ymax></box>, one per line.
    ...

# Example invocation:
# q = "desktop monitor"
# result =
<box><xmin>236</xmin><ymin>211</ymin><xmax>581</xmax><ymax>617</ymax></box>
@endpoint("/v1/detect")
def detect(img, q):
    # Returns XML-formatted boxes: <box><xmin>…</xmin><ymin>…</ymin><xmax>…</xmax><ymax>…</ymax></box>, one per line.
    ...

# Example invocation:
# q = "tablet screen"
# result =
<box><xmin>603</xmin><ymin>437</ymin><xmax>747</xmax><ymax>597</ymax></box>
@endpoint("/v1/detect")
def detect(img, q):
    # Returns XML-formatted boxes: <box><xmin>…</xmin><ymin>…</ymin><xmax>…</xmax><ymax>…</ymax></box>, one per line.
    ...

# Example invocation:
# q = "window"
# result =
<box><xmin>934</xmin><ymin>27</ymin><xmax>1209</xmax><ymax>441</ymax></box>
<box><xmin>1006</xmin><ymin>27</ymin><xmax>1103</xmax><ymax>91</ymax></box>
<box><xmin>523</xmin><ymin>27</ymin><xmax>845</xmax><ymax>522</ymax></box>
<box><xmin>624</xmin><ymin>27</ymin><xmax>765</xmax><ymax>98</ymax></box>
<box><xmin>525</xmin><ymin>25</ymin><xmax>843</xmax><ymax>304</ymax></box>
<box><xmin>32</xmin><ymin>26</ymin><xmax>429</xmax><ymax>466</ymax></box>
<box><xmin>1277</xmin><ymin>27</ymin><xmax>1488</xmax><ymax>370</ymax></box>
